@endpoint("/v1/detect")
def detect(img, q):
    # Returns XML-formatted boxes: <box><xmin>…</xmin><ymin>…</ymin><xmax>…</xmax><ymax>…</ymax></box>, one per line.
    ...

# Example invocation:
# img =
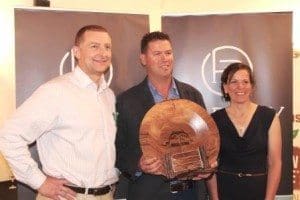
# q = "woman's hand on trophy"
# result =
<box><xmin>139</xmin><ymin>155</ymin><xmax>163</xmax><ymax>175</ymax></box>
<box><xmin>192</xmin><ymin>161</ymin><xmax>218</xmax><ymax>180</ymax></box>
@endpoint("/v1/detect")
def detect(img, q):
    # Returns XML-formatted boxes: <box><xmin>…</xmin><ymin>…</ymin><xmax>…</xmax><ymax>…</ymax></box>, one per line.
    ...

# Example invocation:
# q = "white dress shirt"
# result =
<box><xmin>0</xmin><ymin>67</ymin><xmax>118</xmax><ymax>190</ymax></box>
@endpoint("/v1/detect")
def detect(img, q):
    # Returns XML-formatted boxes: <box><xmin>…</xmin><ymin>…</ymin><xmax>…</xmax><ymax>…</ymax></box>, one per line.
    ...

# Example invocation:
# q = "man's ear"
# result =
<box><xmin>140</xmin><ymin>54</ymin><xmax>146</xmax><ymax>66</ymax></box>
<box><xmin>72</xmin><ymin>46</ymin><xmax>80</xmax><ymax>60</ymax></box>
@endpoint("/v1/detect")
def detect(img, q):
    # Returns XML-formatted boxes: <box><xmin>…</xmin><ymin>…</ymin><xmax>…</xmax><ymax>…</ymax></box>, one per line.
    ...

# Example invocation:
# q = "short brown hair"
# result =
<box><xmin>74</xmin><ymin>25</ymin><xmax>108</xmax><ymax>45</ymax></box>
<box><xmin>140</xmin><ymin>31</ymin><xmax>171</xmax><ymax>53</ymax></box>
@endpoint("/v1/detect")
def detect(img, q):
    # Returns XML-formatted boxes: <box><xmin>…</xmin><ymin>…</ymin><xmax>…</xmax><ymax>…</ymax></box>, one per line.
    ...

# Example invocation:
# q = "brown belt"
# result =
<box><xmin>65</xmin><ymin>185</ymin><xmax>112</xmax><ymax>196</ymax></box>
<box><xmin>218</xmin><ymin>170</ymin><xmax>267</xmax><ymax>177</ymax></box>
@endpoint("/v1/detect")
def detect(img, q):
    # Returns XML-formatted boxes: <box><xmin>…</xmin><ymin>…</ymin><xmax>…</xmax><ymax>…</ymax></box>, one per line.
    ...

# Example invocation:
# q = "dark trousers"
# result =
<box><xmin>170</xmin><ymin>188</ymin><xmax>198</xmax><ymax>200</ymax></box>
<box><xmin>127</xmin><ymin>174</ymin><xmax>207</xmax><ymax>200</ymax></box>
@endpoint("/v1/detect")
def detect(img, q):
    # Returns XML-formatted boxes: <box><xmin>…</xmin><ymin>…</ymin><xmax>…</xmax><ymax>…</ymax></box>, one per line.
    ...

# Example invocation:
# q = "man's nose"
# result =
<box><xmin>161</xmin><ymin>53</ymin><xmax>168</xmax><ymax>60</ymax></box>
<box><xmin>97</xmin><ymin>47</ymin><xmax>109</xmax><ymax>55</ymax></box>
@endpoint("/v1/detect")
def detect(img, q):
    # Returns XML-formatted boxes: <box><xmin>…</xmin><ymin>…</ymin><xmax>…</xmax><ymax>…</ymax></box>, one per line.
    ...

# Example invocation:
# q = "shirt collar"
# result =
<box><xmin>147</xmin><ymin>78</ymin><xmax>179</xmax><ymax>103</ymax></box>
<box><xmin>170</xmin><ymin>79</ymin><xmax>178</xmax><ymax>95</ymax></box>
<box><xmin>73</xmin><ymin>66</ymin><xmax>108</xmax><ymax>91</ymax></box>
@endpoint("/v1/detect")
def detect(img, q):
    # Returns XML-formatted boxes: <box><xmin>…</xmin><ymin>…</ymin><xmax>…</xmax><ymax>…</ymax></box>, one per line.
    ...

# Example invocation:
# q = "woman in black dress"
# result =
<box><xmin>206</xmin><ymin>63</ymin><xmax>282</xmax><ymax>200</ymax></box>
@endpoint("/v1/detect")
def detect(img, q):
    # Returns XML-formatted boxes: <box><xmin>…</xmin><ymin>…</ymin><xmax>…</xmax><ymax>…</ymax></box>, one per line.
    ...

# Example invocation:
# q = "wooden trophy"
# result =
<box><xmin>140</xmin><ymin>99</ymin><xmax>220</xmax><ymax>179</ymax></box>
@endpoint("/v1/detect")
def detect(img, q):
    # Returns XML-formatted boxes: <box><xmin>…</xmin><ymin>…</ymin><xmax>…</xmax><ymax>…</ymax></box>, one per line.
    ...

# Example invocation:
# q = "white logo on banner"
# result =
<box><xmin>201</xmin><ymin>45</ymin><xmax>253</xmax><ymax>96</ymax></box>
<box><xmin>59</xmin><ymin>51</ymin><xmax>75</xmax><ymax>75</ymax></box>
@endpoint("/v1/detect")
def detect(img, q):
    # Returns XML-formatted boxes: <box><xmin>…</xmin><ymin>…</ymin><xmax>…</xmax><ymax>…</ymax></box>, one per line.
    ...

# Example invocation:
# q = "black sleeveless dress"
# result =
<box><xmin>211</xmin><ymin>105</ymin><xmax>276</xmax><ymax>200</ymax></box>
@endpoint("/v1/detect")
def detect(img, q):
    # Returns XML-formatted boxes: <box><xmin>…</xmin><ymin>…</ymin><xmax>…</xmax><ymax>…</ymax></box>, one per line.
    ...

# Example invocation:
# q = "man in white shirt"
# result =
<box><xmin>0</xmin><ymin>25</ymin><xmax>118</xmax><ymax>200</ymax></box>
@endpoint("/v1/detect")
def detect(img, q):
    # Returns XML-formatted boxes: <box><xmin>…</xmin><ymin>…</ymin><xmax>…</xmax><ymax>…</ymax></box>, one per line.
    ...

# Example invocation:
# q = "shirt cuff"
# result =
<box><xmin>135</xmin><ymin>171</ymin><xmax>143</xmax><ymax>177</ymax></box>
<box><xmin>26</xmin><ymin>168</ymin><xmax>47</xmax><ymax>190</ymax></box>
<box><xmin>133</xmin><ymin>170</ymin><xmax>143</xmax><ymax>181</ymax></box>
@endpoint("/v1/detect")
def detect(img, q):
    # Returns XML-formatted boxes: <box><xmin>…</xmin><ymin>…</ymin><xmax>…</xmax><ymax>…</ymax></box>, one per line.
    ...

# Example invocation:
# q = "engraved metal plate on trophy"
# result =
<box><xmin>139</xmin><ymin>99</ymin><xmax>220</xmax><ymax>179</ymax></box>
